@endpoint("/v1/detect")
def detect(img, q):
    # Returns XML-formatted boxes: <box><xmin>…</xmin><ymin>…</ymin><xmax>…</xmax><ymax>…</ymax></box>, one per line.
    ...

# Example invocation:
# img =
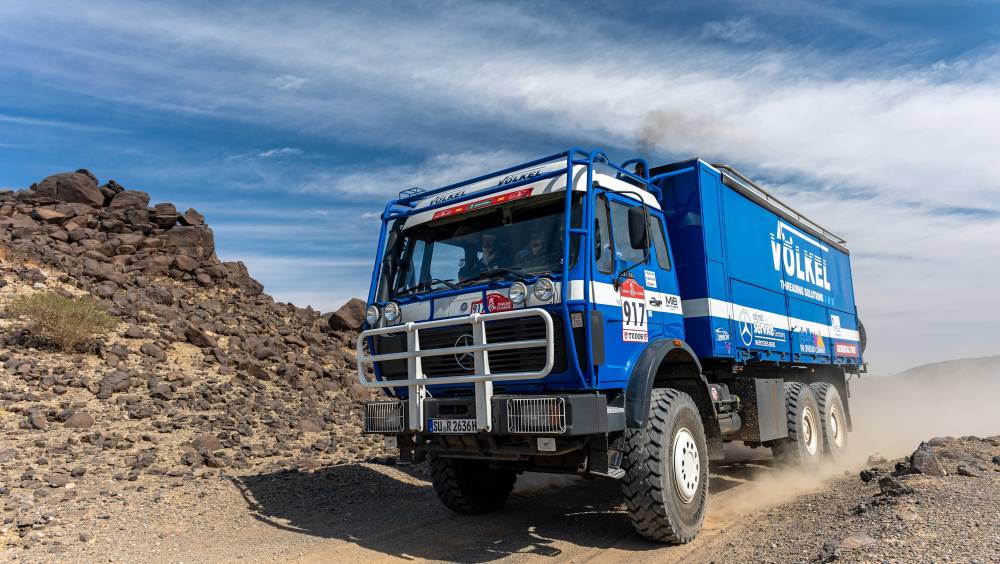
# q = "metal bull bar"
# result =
<box><xmin>356</xmin><ymin>308</ymin><xmax>555</xmax><ymax>432</ymax></box>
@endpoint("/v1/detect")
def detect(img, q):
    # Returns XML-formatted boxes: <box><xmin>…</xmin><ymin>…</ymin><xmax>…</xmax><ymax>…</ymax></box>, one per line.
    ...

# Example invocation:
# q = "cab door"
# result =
<box><xmin>644</xmin><ymin>209</ymin><xmax>684</xmax><ymax>341</ymax></box>
<box><xmin>590</xmin><ymin>192</ymin><xmax>675</xmax><ymax>386</ymax></box>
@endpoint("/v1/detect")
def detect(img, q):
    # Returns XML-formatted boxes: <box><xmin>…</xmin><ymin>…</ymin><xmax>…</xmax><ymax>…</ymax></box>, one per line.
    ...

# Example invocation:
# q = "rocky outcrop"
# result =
<box><xmin>0</xmin><ymin>171</ymin><xmax>261</xmax><ymax>293</ymax></box>
<box><xmin>0</xmin><ymin>168</ymin><xmax>379</xmax><ymax>552</ymax></box>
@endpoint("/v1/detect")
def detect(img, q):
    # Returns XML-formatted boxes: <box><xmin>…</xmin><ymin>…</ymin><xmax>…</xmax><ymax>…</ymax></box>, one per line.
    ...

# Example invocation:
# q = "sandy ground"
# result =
<box><xmin>12</xmin><ymin>445</ymin><xmax>842</xmax><ymax>564</ymax></box>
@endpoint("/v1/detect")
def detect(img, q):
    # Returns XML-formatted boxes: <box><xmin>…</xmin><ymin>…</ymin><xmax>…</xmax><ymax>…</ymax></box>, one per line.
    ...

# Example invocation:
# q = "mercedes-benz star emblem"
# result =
<box><xmin>454</xmin><ymin>334</ymin><xmax>474</xmax><ymax>370</ymax></box>
<box><xmin>738</xmin><ymin>310</ymin><xmax>754</xmax><ymax>347</ymax></box>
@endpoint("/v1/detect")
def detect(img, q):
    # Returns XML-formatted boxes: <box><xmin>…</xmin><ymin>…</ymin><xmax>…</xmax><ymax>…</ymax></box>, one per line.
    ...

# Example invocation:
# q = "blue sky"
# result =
<box><xmin>1</xmin><ymin>0</ymin><xmax>999</xmax><ymax>372</ymax></box>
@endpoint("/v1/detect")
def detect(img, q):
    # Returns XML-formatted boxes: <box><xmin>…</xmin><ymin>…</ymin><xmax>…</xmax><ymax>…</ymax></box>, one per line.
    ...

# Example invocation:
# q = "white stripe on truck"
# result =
<box><xmin>682</xmin><ymin>297</ymin><xmax>860</xmax><ymax>342</ymax></box>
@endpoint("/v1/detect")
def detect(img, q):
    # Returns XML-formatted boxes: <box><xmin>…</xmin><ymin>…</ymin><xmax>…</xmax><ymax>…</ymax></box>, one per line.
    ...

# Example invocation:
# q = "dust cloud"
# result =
<box><xmin>846</xmin><ymin>355</ymin><xmax>1000</xmax><ymax>462</ymax></box>
<box><xmin>515</xmin><ymin>357</ymin><xmax>1000</xmax><ymax>523</ymax></box>
<box><xmin>708</xmin><ymin>356</ymin><xmax>1000</xmax><ymax>521</ymax></box>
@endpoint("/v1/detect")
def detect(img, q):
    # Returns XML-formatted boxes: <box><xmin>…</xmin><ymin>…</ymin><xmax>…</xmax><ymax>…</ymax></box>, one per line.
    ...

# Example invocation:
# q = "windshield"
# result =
<box><xmin>389</xmin><ymin>193</ymin><xmax>581</xmax><ymax>298</ymax></box>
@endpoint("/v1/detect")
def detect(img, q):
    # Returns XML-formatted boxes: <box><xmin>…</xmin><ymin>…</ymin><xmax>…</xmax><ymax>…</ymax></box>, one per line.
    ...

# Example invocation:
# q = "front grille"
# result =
<box><xmin>373</xmin><ymin>315</ymin><xmax>566</xmax><ymax>380</ymax></box>
<box><xmin>363</xmin><ymin>401</ymin><xmax>405</xmax><ymax>433</ymax></box>
<box><xmin>506</xmin><ymin>397</ymin><xmax>566</xmax><ymax>434</ymax></box>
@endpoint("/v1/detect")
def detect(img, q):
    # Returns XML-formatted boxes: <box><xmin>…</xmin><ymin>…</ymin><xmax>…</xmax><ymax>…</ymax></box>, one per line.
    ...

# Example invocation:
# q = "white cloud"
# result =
<box><xmin>270</xmin><ymin>74</ymin><xmax>308</xmax><ymax>91</ymax></box>
<box><xmin>702</xmin><ymin>18</ymin><xmax>762</xmax><ymax>44</ymax></box>
<box><xmin>297</xmin><ymin>150</ymin><xmax>529</xmax><ymax>197</ymax></box>
<box><xmin>0</xmin><ymin>112</ymin><xmax>123</xmax><ymax>133</ymax></box>
<box><xmin>257</xmin><ymin>147</ymin><xmax>303</xmax><ymax>158</ymax></box>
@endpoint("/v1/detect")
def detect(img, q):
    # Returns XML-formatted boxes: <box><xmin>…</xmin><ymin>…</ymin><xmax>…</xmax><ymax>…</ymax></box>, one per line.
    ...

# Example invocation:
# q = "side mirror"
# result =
<box><xmin>628</xmin><ymin>206</ymin><xmax>648</xmax><ymax>250</ymax></box>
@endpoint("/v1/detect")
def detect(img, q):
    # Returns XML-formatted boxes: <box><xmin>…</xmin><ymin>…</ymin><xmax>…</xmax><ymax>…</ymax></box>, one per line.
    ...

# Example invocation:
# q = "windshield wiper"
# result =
<box><xmin>394</xmin><ymin>278</ymin><xmax>459</xmax><ymax>298</ymax></box>
<box><xmin>459</xmin><ymin>266</ymin><xmax>523</xmax><ymax>285</ymax></box>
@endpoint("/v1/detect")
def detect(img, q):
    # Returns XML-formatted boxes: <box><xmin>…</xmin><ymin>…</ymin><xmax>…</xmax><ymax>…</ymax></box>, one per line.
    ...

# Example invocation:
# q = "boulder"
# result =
<box><xmin>140</xmin><ymin>343</ymin><xmax>166</xmax><ymax>361</ymax></box>
<box><xmin>64</xmin><ymin>411</ymin><xmax>95</xmax><ymax>429</ymax></box>
<box><xmin>32</xmin><ymin>207</ymin><xmax>70</xmax><ymax>224</ymax></box>
<box><xmin>159</xmin><ymin>226</ymin><xmax>215</xmax><ymax>260</ymax></box>
<box><xmin>152</xmin><ymin>214</ymin><xmax>178</xmax><ymax>229</ymax></box>
<box><xmin>153</xmin><ymin>203</ymin><xmax>177</xmax><ymax>215</ymax></box>
<box><xmin>191</xmin><ymin>433</ymin><xmax>222</xmax><ymax>451</ymax></box>
<box><xmin>185</xmin><ymin>324</ymin><xmax>217</xmax><ymax>348</ymax></box>
<box><xmin>172</xmin><ymin>254</ymin><xmax>199</xmax><ymax>272</ymax></box>
<box><xmin>109</xmin><ymin>190</ymin><xmax>151</xmax><ymax>210</ymax></box>
<box><xmin>179</xmin><ymin>207</ymin><xmax>205</xmax><ymax>226</ymax></box>
<box><xmin>878</xmin><ymin>475</ymin><xmax>914</xmax><ymax>496</ymax></box>
<box><xmin>32</xmin><ymin>172</ymin><xmax>104</xmax><ymax>207</ymax></box>
<box><xmin>910</xmin><ymin>442</ymin><xmax>946</xmax><ymax>476</ymax></box>
<box><xmin>327</xmin><ymin>298</ymin><xmax>367</xmax><ymax>331</ymax></box>
<box><xmin>149</xmin><ymin>382</ymin><xmax>173</xmax><ymax>400</ymax></box>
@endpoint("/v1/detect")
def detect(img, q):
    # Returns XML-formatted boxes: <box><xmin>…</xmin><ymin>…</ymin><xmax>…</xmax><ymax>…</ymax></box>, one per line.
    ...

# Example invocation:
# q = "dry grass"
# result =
<box><xmin>7</xmin><ymin>291</ymin><xmax>118</xmax><ymax>352</ymax></box>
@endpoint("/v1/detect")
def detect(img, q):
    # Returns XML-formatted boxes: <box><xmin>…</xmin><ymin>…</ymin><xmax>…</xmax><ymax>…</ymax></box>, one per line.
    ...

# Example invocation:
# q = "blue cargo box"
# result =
<box><xmin>652</xmin><ymin>160</ymin><xmax>863</xmax><ymax>366</ymax></box>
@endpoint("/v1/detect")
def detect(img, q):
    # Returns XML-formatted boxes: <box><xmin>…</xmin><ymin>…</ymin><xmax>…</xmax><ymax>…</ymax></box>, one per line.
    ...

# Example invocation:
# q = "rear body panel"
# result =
<box><xmin>653</xmin><ymin>160</ymin><xmax>862</xmax><ymax>367</ymax></box>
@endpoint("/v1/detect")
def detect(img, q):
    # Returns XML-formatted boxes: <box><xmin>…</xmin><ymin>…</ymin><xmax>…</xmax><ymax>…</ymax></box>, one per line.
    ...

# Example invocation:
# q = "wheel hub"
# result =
<box><xmin>830</xmin><ymin>404</ymin><xmax>844</xmax><ymax>447</ymax></box>
<box><xmin>672</xmin><ymin>428</ymin><xmax>700</xmax><ymax>503</ymax></box>
<box><xmin>802</xmin><ymin>407</ymin><xmax>818</xmax><ymax>456</ymax></box>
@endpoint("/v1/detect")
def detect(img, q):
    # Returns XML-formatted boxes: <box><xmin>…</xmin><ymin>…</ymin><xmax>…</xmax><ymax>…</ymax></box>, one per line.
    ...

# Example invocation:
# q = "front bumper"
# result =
<box><xmin>356</xmin><ymin>308</ymin><xmax>557</xmax><ymax>432</ymax></box>
<box><xmin>363</xmin><ymin>394</ymin><xmax>625</xmax><ymax>436</ymax></box>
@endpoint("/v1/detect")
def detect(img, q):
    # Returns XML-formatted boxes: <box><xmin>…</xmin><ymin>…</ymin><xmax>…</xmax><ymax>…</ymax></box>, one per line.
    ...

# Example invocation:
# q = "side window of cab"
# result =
<box><xmin>649</xmin><ymin>213</ymin><xmax>671</xmax><ymax>270</ymax></box>
<box><xmin>594</xmin><ymin>196</ymin><xmax>613</xmax><ymax>273</ymax></box>
<box><xmin>609</xmin><ymin>200</ymin><xmax>646</xmax><ymax>267</ymax></box>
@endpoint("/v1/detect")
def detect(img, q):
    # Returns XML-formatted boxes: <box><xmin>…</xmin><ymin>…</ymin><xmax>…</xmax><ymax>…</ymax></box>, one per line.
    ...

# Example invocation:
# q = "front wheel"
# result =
<box><xmin>429</xmin><ymin>455</ymin><xmax>517</xmax><ymax>515</ymax></box>
<box><xmin>622</xmin><ymin>388</ymin><xmax>708</xmax><ymax>543</ymax></box>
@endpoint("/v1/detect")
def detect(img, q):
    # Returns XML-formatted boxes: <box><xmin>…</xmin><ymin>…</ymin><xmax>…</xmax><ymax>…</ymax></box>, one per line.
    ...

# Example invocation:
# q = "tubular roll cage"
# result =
<box><xmin>362</xmin><ymin>149</ymin><xmax>693</xmax><ymax>431</ymax></box>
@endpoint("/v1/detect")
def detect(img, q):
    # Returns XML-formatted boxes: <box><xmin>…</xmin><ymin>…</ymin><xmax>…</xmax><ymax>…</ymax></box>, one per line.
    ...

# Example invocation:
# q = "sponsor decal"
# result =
<box><xmin>429</xmin><ymin>190</ymin><xmax>466</xmax><ymax>206</ymax></box>
<box><xmin>497</xmin><ymin>168</ymin><xmax>542</xmax><ymax>186</ymax></box>
<box><xmin>834</xmin><ymin>342</ymin><xmax>860</xmax><ymax>357</ymax></box>
<box><xmin>798</xmin><ymin>330</ymin><xmax>826</xmax><ymax>354</ymax></box>
<box><xmin>432</xmin><ymin>188</ymin><xmax>533</xmax><ymax>219</ymax></box>
<box><xmin>737</xmin><ymin>308</ymin><xmax>787</xmax><ymax>349</ymax></box>
<box><xmin>770</xmin><ymin>220</ymin><xmax>832</xmax><ymax>298</ymax></box>
<box><xmin>715</xmin><ymin>327</ymin><xmax>730</xmax><ymax>342</ymax></box>
<box><xmin>659</xmin><ymin>294</ymin><xmax>682</xmax><ymax>314</ymax></box>
<box><xmin>620</xmin><ymin>278</ymin><xmax>648</xmax><ymax>343</ymax></box>
<box><xmin>471</xmin><ymin>293</ymin><xmax>514</xmax><ymax>314</ymax></box>
<box><xmin>643</xmin><ymin>270</ymin><xmax>657</xmax><ymax>288</ymax></box>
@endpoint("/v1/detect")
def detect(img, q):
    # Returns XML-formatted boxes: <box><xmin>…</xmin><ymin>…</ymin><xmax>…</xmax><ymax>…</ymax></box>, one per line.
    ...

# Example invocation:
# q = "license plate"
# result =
<box><xmin>428</xmin><ymin>418</ymin><xmax>477</xmax><ymax>434</ymax></box>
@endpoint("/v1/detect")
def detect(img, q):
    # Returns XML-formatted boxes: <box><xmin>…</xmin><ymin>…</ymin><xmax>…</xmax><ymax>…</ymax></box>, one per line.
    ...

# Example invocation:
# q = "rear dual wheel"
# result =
<box><xmin>810</xmin><ymin>382</ymin><xmax>848</xmax><ymax>461</ymax></box>
<box><xmin>771</xmin><ymin>382</ymin><xmax>849</xmax><ymax>467</ymax></box>
<box><xmin>771</xmin><ymin>382</ymin><xmax>823</xmax><ymax>469</ymax></box>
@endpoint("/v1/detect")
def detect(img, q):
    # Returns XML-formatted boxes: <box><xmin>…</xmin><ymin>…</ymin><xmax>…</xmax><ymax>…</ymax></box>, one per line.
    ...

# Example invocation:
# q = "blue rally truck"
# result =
<box><xmin>355</xmin><ymin>149</ymin><xmax>865</xmax><ymax>543</ymax></box>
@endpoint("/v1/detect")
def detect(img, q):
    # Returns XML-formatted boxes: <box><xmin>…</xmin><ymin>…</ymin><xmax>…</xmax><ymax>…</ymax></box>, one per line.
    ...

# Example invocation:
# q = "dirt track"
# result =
<box><xmin>12</xmin><ymin>435</ymin><xmax>999</xmax><ymax>563</ymax></box>
<box><xmin>43</xmin><ymin>448</ymin><xmax>821</xmax><ymax>564</ymax></box>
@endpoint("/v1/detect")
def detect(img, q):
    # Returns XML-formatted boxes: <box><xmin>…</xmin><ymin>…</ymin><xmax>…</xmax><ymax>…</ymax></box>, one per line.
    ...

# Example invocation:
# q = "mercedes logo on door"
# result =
<box><xmin>454</xmin><ymin>334</ymin><xmax>474</xmax><ymax>370</ymax></box>
<box><xmin>738</xmin><ymin>309</ymin><xmax>754</xmax><ymax>347</ymax></box>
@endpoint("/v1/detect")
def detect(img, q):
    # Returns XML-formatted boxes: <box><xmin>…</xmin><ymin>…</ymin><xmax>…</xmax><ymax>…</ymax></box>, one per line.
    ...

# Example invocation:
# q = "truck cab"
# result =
<box><xmin>355</xmin><ymin>149</ymin><xmax>865</xmax><ymax>543</ymax></box>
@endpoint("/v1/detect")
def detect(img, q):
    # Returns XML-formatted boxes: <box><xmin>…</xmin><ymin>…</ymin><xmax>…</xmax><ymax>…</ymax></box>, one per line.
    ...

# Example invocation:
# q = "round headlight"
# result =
<box><xmin>533</xmin><ymin>277</ymin><xmax>555</xmax><ymax>301</ymax></box>
<box><xmin>383</xmin><ymin>301</ymin><xmax>401</xmax><ymax>323</ymax></box>
<box><xmin>365</xmin><ymin>305</ymin><xmax>381</xmax><ymax>326</ymax></box>
<box><xmin>508</xmin><ymin>281</ymin><xmax>527</xmax><ymax>304</ymax></box>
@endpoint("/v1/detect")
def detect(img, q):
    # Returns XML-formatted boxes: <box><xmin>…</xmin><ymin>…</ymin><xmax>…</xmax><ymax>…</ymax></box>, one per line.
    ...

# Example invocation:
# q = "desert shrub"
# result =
<box><xmin>7</xmin><ymin>292</ymin><xmax>118</xmax><ymax>352</ymax></box>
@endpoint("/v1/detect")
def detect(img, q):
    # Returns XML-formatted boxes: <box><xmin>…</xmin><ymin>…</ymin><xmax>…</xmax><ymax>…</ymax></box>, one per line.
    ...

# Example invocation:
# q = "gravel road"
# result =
<box><xmin>5</xmin><ymin>435</ymin><xmax>997</xmax><ymax>563</ymax></box>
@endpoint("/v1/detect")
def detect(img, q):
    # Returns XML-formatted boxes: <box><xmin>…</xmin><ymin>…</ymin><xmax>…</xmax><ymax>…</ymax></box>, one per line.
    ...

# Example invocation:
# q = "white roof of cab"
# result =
<box><xmin>404</xmin><ymin>164</ymin><xmax>660</xmax><ymax>227</ymax></box>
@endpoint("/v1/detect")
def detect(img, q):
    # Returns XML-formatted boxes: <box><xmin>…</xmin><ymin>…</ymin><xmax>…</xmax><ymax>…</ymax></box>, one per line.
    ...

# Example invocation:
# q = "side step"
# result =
<box><xmin>586</xmin><ymin>435</ymin><xmax>625</xmax><ymax>479</ymax></box>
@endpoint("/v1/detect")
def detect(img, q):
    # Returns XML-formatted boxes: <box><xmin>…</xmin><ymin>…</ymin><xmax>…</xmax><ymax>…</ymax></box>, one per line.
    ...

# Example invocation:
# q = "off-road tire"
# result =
<box><xmin>771</xmin><ymin>382</ymin><xmax>823</xmax><ymax>470</ymax></box>
<box><xmin>810</xmin><ymin>382</ymin><xmax>848</xmax><ymax>460</ymax></box>
<box><xmin>429</xmin><ymin>455</ymin><xmax>517</xmax><ymax>515</ymax></box>
<box><xmin>622</xmin><ymin>388</ymin><xmax>708</xmax><ymax>544</ymax></box>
